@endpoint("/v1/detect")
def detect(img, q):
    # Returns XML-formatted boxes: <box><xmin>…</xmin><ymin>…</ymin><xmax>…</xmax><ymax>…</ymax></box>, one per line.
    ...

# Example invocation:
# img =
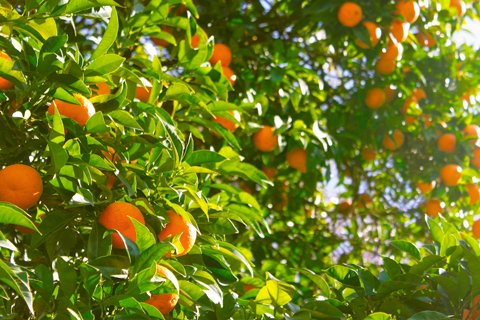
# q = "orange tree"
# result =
<box><xmin>2</xmin><ymin>0</ymin><xmax>480</xmax><ymax>319</ymax></box>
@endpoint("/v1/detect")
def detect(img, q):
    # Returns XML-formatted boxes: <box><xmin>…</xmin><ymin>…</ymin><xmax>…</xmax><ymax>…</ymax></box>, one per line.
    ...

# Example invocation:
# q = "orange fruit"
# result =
<box><xmin>376</xmin><ymin>58</ymin><xmax>396</xmax><ymax>75</ymax></box>
<box><xmin>337</xmin><ymin>2</ymin><xmax>363</xmax><ymax>27</ymax></box>
<box><xmin>425</xmin><ymin>199</ymin><xmax>443</xmax><ymax>217</ymax></box>
<box><xmin>385</xmin><ymin>85</ymin><xmax>396</xmax><ymax>102</ymax></box>
<box><xmin>362</xmin><ymin>147</ymin><xmax>376</xmax><ymax>161</ymax></box>
<box><xmin>464</xmin><ymin>124</ymin><xmax>480</xmax><ymax>146</ymax></box>
<box><xmin>365</xmin><ymin>88</ymin><xmax>386</xmax><ymax>109</ymax></box>
<box><xmin>102</xmin><ymin>146</ymin><xmax>121</xmax><ymax>163</ymax></box>
<box><xmin>450</xmin><ymin>0</ymin><xmax>466</xmax><ymax>17</ymax></box>
<box><xmin>144</xmin><ymin>265</ymin><xmax>179</xmax><ymax>316</ymax></box>
<box><xmin>158</xmin><ymin>210</ymin><xmax>197</xmax><ymax>257</ymax></box>
<box><xmin>356</xmin><ymin>22</ymin><xmax>381</xmax><ymax>49</ymax></box>
<box><xmin>417</xmin><ymin>180</ymin><xmax>436</xmax><ymax>193</ymax></box>
<box><xmin>135</xmin><ymin>86</ymin><xmax>152</xmax><ymax>103</ymax></box>
<box><xmin>106</xmin><ymin>175</ymin><xmax>118</xmax><ymax>189</ymax></box>
<box><xmin>91</xmin><ymin>82</ymin><xmax>111</xmax><ymax>96</ymax></box>
<box><xmin>472</xmin><ymin>148</ymin><xmax>480</xmax><ymax>169</ymax></box>
<box><xmin>416</xmin><ymin>31</ymin><xmax>436</xmax><ymax>47</ymax></box>
<box><xmin>412</xmin><ymin>88</ymin><xmax>427</xmax><ymax>101</ymax></box>
<box><xmin>473</xmin><ymin>220</ymin><xmax>480</xmax><ymax>239</ymax></box>
<box><xmin>440</xmin><ymin>164</ymin><xmax>462</xmax><ymax>186</ymax></box>
<box><xmin>48</xmin><ymin>94</ymin><xmax>95</xmax><ymax>126</ymax></box>
<box><xmin>422</xmin><ymin>114</ymin><xmax>433</xmax><ymax>128</ymax></box>
<box><xmin>15</xmin><ymin>222</ymin><xmax>39</xmax><ymax>234</ymax></box>
<box><xmin>274</xmin><ymin>193</ymin><xmax>288</xmax><ymax>211</ymax></box>
<box><xmin>0</xmin><ymin>164</ymin><xmax>43</xmax><ymax>210</ymax></box>
<box><xmin>467</xmin><ymin>184</ymin><xmax>480</xmax><ymax>205</ymax></box>
<box><xmin>358</xmin><ymin>193</ymin><xmax>372</xmax><ymax>208</ymax></box>
<box><xmin>243</xmin><ymin>284</ymin><xmax>256</xmax><ymax>293</ymax></box>
<box><xmin>395</xmin><ymin>1</ymin><xmax>420</xmax><ymax>24</ymax></box>
<box><xmin>191</xmin><ymin>34</ymin><xmax>201</xmax><ymax>48</ymax></box>
<box><xmin>212</xmin><ymin>110</ymin><xmax>240</xmax><ymax>132</ymax></box>
<box><xmin>286</xmin><ymin>148</ymin><xmax>308</xmax><ymax>173</ymax></box>
<box><xmin>209</xmin><ymin>43</ymin><xmax>232</xmax><ymax>67</ymax></box>
<box><xmin>383</xmin><ymin>129</ymin><xmax>405</xmax><ymax>150</ymax></box>
<box><xmin>0</xmin><ymin>51</ymin><xmax>13</xmax><ymax>90</ymax></box>
<box><xmin>400</xmin><ymin>97</ymin><xmax>418</xmax><ymax>115</ymax></box>
<box><xmin>380</xmin><ymin>42</ymin><xmax>403</xmax><ymax>60</ymax></box>
<box><xmin>222</xmin><ymin>66</ymin><xmax>236</xmax><ymax>86</ymax></box>
<box><xmin>240</xmin><ymin>182</ymin><xmax>253</xmax><ymax>194</ymax></box>
<box><xmin>339</xmin><ymin>199</ymin><xmax>352</xmax><ymax>211</ymax></box>
<box><xmin>262</xmin><ymin>167</ymin><xmax>278</xmax><ymax>180</ymax></box>
<box><xmin>405</xmin><ymin>116</ymin><xmax>417</xmax><ymax>126</ymax></box>
<box><xmin>438</xmin><ymin>133</ymin><xmax>456</xmax><ymax>153</ymax></box>
<box><xmin>389</xmin><ymin>19</ymin><xmax>410</xmax><ymax>43</ymax></box>
<box><xmin>151</xmin><ymin>27</ymin><xmax>172</xmax><ymax>47</ymax></box>
<box><xmin>98</xmin><ymin>202</ymin><xmax>145</xmax><ymax>249</ymax></box>
<box><xmin>253</xmin><ymin>126</ymin><xmax>278</xmax><ymax>152</ymax></box>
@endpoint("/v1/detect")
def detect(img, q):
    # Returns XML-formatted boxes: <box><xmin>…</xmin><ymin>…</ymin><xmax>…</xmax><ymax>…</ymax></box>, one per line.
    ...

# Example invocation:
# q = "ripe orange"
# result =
<box><xmin>400</xmin><ymin>97</ymin><xmax>418</xmax><ymax>115</ymax></box>
<box><xmin>274</xmin><ymin>193</ymin><xmax>289</xmax><ymax>211</ymax></box>
<box><xmin>151</xmin><ymin>27</ymin><xmax>172</xmax><ymax>47</ymax></box>
<box><xmin>450</xmin><ymin>0</ymin><xmax>466</xmax><ymax>17</ymax></box>
<box><xmin>135</xmin><ymin>86</ymin><xmax>152</xmax><ymax>103</ymax></box>
<box><xmin>416</xmin><ymin>31</ymin><xmax>436</xmax><ymax>47</ymax></box>
<box><xmin>438</xmin><ymin>133</ymin><xmax>456</xmax><ymax>153</ymax></box>
<box><xmin>472</xmin><ymin>148</ymin><xmax>480</xmax><ymax>169</ymax></box>
<box><xmin>412</xmin><ymin>88</ymin><xmax>427</xmax><ymax>101</ymax></box>
<box><xmin>243</xmin><ymin>284</ymin><xmax>256</xmax><ymax>293</ymax></box>
<box><xmin>212</xmin><ymin>110</ymin><xmax>240</xmax><ymax>132</ymax></box>
<box><xmin>222</xmin><ymin>66</ymin><xmax>236</xmax><ymax>86</ymax></box>
<box><xmin>209</xmin><ymin>43</ymin><xmax>232</xmax><ymax>67</ymax></box>
<box><xmin>385</xmin><ymin>85</ymin><xmax>396</xmax><ymax>102</ymax></box>
<box><xmin>106</xmin><ymin>175</ymin><xmax>118</xmax><ymax>189</ymax></box>
<box><xmin>339</xmin><ymin>199</ymin><xmax>352</xmax><ymax>211</ymax></box>
<box><xmin>356</xmin><ymin>22</ymin><xmax>381</xmax><ymax>49</ymax></box>
<box><xmin>376</xmin><ymin>58</ymin><xmax>396</xmax><ymax>75</ymax></box>
<box><xmin>338</xmin><ymin>2</ymin><xmax>363</xmax><ymax>27</ymax></box>
<box><xmin>405</xmin><ymin>116</ymin><xmax>417</xmax><ymax>126</ymax></box>
<box><xmin>253</xmin><ymin>126</ymin><xmax>278</xmax><ymax>152</ymax></box>
<box><xmin>467</xmin><ymin>184</ymin><xmax>480</xmax><ymax>205</ymax></box>
<box><xmin>0</xmin><ymin>164</ymin><xmax>43</xmax><ymax>210</ymax></box>
<box><xmin>158</xmin><ymin>210</ymin><xmax>197</xmax><ymax>257</ymax></box>
<box><xmin>98</xmin><ymin>202</ymin><xmax>145</xmax><ymax>249</ymax></box>
<box><xmin>440</xmin><ymin>164</ymin><xmax>462</xmax><ymax>186</ymax></box>
<box><xmin>362</xmin><ymin>147</ymin><xmax>376</xmax><ymax>161</ymax></box>
<box><xmin>473</xmin><ymin>220</ymin><xmax>480</xmax><ymax>239</ymax></box>
<box><xmin>286</xmin><ymin>148</ymin><xmax>308</xmax><ymax>173</ymax></box>
<box><xmin>365</xmin><ymin>88</ymin><xmax>386</xmax><ymax>109</ymax></box>
<box><xmin>15</xmin><ymin>222</ymin><xmax>40</xmax><ymax>234</ymax></box>
<box><xmin>417</xmin><ymin>180</ymin><xmax>436</xmax><ymax>193</ymax></box>
<box><xmin>426</xmin><ymin>199</ymin><xmax>443</xmax><ymax>217</ymax></box>
<box><xmin>0</xmin><ymin>51</ymin><xmax>13</xmax><ymax>90</ymax></box>
<box><xmin>422</xmin><ymin>114</ymin><xmax>433</xmax><ymax>128</ymax></box>
<box><xmin>389</xmin><ymin>19</ymin><xmax>410</xmax><ymax>43</ymax></box>
<box><xmin>380</xmin><ymin>42</ymin><xmax>403</xmax><ymax>60</ymax></box>
<box><xmin>262</xmin><ymin>167</ymin><xmax>278</xmax><ymax>180</ymax></box>
<box><xmin>191</xmin><ymin>34</ymin><xmax>202</xmax><ymax>48</ymax></box>
<box><xmin>48</xmin><ymin>94</ymin><xmax>95</xmax><ymax>126</ymax></box>
<box><xmin>102</xmin><ymin>146</ymin><xmax>121</xmax><ymax>163</ymax></box>
<box><xmin>240</xmin><ymin>182</ymin><xmax>253</xmax><ymax>194</ymax></box>
<box><xmin>91</xmin><ymin>82</ymin><xmax>111</xmax><ymax>96</ymax></box>
<box><xmin>383</xmin><ymin>129</ymin><xmax>405</xmax><ymax>150</ymax></box>
<box><xmin>358</xmin><ymin>193</ymin><xmax>372</xmax><ymax>208</ymax></box>
<box><xmin>144</xmin><ymin>265</ymin><xmax>179</xmax><ymax>316</ymax></box>
<box><xmin>395</xmin><ymin>1</ymin><xmax>420</xmax><ymax>24</ymax></box>
<box><xmin>464</xmin><ymin>124</ymin><xmax>480</xmax><ymax>146</ymax></box>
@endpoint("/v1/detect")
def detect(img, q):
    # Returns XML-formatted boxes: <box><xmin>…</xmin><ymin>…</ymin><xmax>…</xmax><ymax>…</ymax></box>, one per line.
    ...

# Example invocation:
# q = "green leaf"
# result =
<box><xmin>56</xmin><ymin>257</ymin><xmax>77</xmax><ymax>297</ymax></box>
<box><xmin>297</xmin><ymin>301</ymin><xmax>345</xmax><ymax>318</ymax></box>
<box><xmin>426</xmin><ymin>217</ymin><xmax>444</xmax><ymax>247</ymax></box>
<box><xmin>131</xmin><ymin>242</ymin><xmax>176</xmax><ymax>275</ymax></box>
<box><xmin>129</xmin><ymin>217</ymin><xmax>156</xmax><ymax>253</ymax></box>
<box><xmin>325</xmin><ymin>265</ymin><xmax>361</xmax><ymax>287</ymax></box>
<box><xmin>46</xmin><ymin>140</ymin><xmax>69</xmax><ymax>173</ymax></box>
<box><xmin>48</xmin><ymin>74</ymin><xmax>90</xmax><ymax>96</ymax></box>
<box><xmin>65</xmin><ymin>0</ymin><xmax>121</xmax><ymax>14</ymax></box>
<box><xmin>219</xmin><ymin>161</ymin><xmax>273</xmax><ymax>187</ymax></box>
<box><xmin>87</xmin><ymin>222</ymin><xmax>112</xmax><ymax>260</ymax></box>
<box><xmin>0</xmin><ymin>202</ymin><xmax>39</xmax><ymax>232</ymax></box>
<box><xmin>86</xmin><ymin>111</ymin><xmax>110</xmax><ymax>133</ymax></box>
<box><xmin>185</xmin><ymin>150</ymin><xmax>227</xmax><ymax>166</ymax></box>
<box><xmin>85</xmin><ymin>54</ymin><xmax>125</xmax><ymax>76</ymax></box>
<box><xmin>255</xmin><ymin>275</ymin><xmax>296</xmax><ymax>307</ymax></box>
<box><xmin>108</xmin><ymin>110</ymin><xmax>142</xmax><ymax>129</ymax></box>
<box><xmin>365</xmin><ymin>313</ymin><xmax>392</xmax><ymax>320</ymax></box>
<box><xmin>0</xmin><ymin>260</ymin><xmax>34</xmax><ymax>315</ymax></box>
<box><xmin>90</xmin><ymin>7</ymin><xmax>118</xmax><ymax>60</ymax></box>
<box><xmin>391</xmin><ymin>240</ymin><xmax>421</xmax><ymax>261</ymax></box>
<box><xmin>296</xmin><ymin>269</ymin><xmax>331</xmax><ymax>298</ymax></box>
<box><xmin>31</xmin><ymin>211</ymin><xmax>77</xmax><ymax>249</ymax></box>
<box><xmin>408</xmin><ymin>311</ymin><xmax>448</xmax><ymax>320</ymax></box>
<box><xmin>27</xmin><ymin>17</ymin><xmax>57</xmax><ymax>40</ymax></box>
<box><xmin>48</xmin><ymin>103</ymin><xmax>65</xmax><ymax>144</ymax></box>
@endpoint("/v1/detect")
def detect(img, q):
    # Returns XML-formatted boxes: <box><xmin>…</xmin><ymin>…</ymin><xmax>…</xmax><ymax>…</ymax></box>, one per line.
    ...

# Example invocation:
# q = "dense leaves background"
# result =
<box><xmin>1</xmin><ymin>0</ymin><xmax>480</xmax><ymax>319</ymax></box>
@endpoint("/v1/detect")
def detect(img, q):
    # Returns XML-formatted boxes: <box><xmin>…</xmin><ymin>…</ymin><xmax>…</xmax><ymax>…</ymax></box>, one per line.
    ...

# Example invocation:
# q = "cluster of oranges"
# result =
<box><xmin>336</xmin><ymin>1</ymin><xmax>480</xmax><ymax>237</ymax></box>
